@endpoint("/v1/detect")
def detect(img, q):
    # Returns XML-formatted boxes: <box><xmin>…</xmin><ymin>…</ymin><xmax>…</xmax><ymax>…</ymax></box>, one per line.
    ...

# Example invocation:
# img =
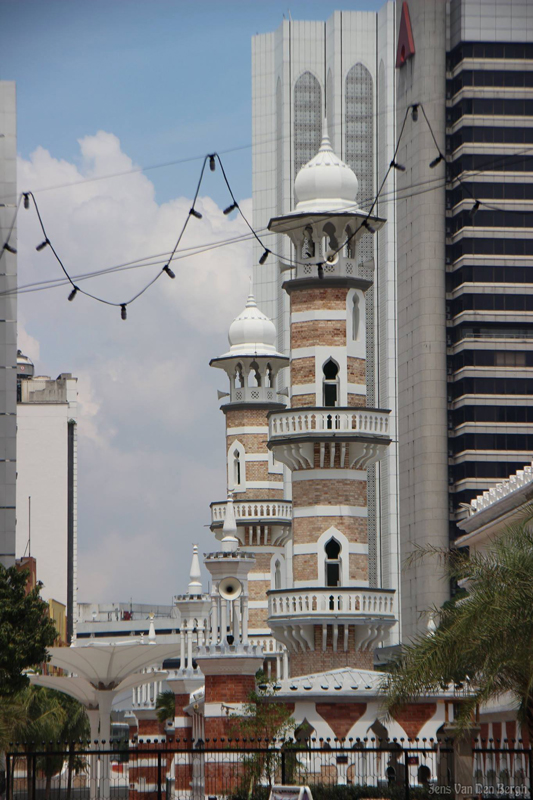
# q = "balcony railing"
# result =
<box><xmin>269</xmin><ymin>408</ymin><xmax>390</xmax><ymax>439</ymax></box>
<box><xmin>211</xmin><ymin>500</ymin><xmax>292</xmax><ymax>525</ymax></box>
<box><xmin>268</xmin><ymin>587</ymin><xmax>395</xmax><ymax>621</ymax></box>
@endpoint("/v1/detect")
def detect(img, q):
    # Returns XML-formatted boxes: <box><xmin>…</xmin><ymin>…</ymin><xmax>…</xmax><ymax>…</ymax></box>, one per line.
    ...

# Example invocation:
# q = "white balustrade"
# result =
<box><xmin>268</xmin><ymin>588</ymin><xmax>395</xmax><ymax>620</ymax></box>
<box><xmin>211</xmin><ymin>500</ymin><xmax>292</xmax><ymax>524</ymax></box>
<box><xmin>469</xmin><ymin>462</ymin><xmax>533</xmax><ymax>516</ymax></box>
<box><xmin>269</xmin><ymin>408</ymin><xmax>390</xmax><ymax>438</ymax></box>
<box><xmin>230</xmin><ymin>385</ymin><xmax>282</xmax><ymax>404</ymax></box>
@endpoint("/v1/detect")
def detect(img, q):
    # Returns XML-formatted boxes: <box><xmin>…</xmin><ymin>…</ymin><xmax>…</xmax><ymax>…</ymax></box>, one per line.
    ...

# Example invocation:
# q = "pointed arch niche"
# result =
<box><xmin>228</xmin><ymin>440</ymin><xmax>246</xmax><ymax>493</ymax></box>
<box><xmin>294</xmin><ymin>71</ymin><xmax>322</xmax><ymax>177</ymax></box>
<box><xmin>316</xmin><ymin>527</ymin><xmax>350</xmax><ymax>587</ymax></box>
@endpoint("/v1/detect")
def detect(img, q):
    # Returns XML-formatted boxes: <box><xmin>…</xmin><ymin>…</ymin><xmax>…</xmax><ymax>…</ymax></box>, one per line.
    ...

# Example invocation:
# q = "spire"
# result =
<box><xmin>221</xmin><ymin>494</ymin><xmax>239</xmax><ymax>553</ymax></box>
<box><xmin>319</xmin><ymin>117</ymin><xmax>334</xmax><ymax>153</ymax></box>
<box><xmin>148</xmin><ymin>612</ymin><xmax>156</xmax><ymax>644</ymax></box>
<box><xmin>188</xmin><ymin>544</ymin><xmax>203</xmax><ymax>595</ymax></box>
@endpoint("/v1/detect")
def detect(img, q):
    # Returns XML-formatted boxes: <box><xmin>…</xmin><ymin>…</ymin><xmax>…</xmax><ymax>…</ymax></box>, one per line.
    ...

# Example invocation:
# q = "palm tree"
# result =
<box><xmin>382</xmin><ymin>514</ymin><xmax>533</xmax><ymax>739</ymax></box>
<box><xmin>155</xmin><ymin>691</ymin><xmax>175</xmax><ymax>725</ymax></box>
<box><xmin>57</xmin><ymin>694</ymin><xmax>90</xmax><ymax>800</ymax></box>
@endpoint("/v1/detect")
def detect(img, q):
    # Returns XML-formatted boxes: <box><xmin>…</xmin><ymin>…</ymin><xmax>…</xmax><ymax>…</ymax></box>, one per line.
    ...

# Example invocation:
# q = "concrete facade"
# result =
<box><xmin>252</xmin><ymin>3</ymin><xmax>402</xmax><ymax>642</ymax></box>
<box><xmin>16</xmin><ymin>367</ymin><xmax>78</xmax><ymax>639</ymax></box>
<box><xmin>0</xmin><ymin>82</ymin><xmax>17</xmax><ymax>568</ymax></box>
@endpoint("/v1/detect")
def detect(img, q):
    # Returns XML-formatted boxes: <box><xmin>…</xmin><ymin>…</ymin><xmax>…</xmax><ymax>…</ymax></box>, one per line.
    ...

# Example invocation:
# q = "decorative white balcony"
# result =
<box><xmin>226</xmin><ymin>385</ymin><xmax>286</xmax><ymax>405</ymax></box>
<box><xmin>267</xmin><ymin>587</ymin><xmax>396</xmax><ymax>653</ymax></box>
<box><xmin>211</xmin><ymin>499</ymin><xmax>292</xmax><ymax>526</ymax></box>
<box><xmin>268</xmin><ymin>407</ymin><xmax>391</xmax><ymax>470</ymax></box>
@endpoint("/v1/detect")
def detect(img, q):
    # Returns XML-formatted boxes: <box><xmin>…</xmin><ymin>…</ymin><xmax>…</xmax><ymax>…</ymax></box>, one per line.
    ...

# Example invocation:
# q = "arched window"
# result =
<box><xmin>325</xmin><ymin>538</ymin><xmax>341</xmax><ymax>587</ymax></box>
<box><xmin>274</xmin><ymin>560</ymin><xmax>282</xmax><ymax>590</ymax></box>
<box><xmin>249</xmin><ymin>360</ymin><xmax>261</xmax><ymax>387</ymax></box>
<box><xmin>323</xmin><ymin>359</ymin><xmax>339</xmax><ymax>407</ymax></box>
<box><xmin>345</xmin><ymin>225</ymin><xmax>354</xmax><ymax>259</ymax></box>
<box><xmin>322</xmin><ymin>221</ymin><xmax>339</xmax><ymax>257</ymax></box>
<box><xmin>345</xmin><ymin>63</ymin><xmax>374</xmax><ymax>265</ymax></box>
<box><xmin>266</xmin><ymin>363</ymin><xmax>273</xmax><ymax>388</ymax></box>
<box><xmin>294</xmin><ymin>72</ymin><xmax>322</xmax><ymax>177</ymax></box>
<box><xmin>302</xmin><ymin>225</ymin><xmax>315</xmax><ymax>259</ymax></box>
<box><xmin>234</xmin><ymin>449</ymin><xmax>242</xmax><ymax>487</ymax></box>
<box><xmin>352</xmin><ymin>294</ymin><xmax>360</xmax><ymax>340</ymax></box>
<box><xmin>234</xmin><ymin>364</ymin><xmax>243</xmax><ymax>389</ymax></box>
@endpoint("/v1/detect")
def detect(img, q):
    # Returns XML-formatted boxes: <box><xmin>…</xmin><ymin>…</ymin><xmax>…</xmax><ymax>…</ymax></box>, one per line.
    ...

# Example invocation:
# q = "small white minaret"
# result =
<box><xmin>209</xmin><ymin>284</ymin><xmax>292</xmax><ymax>660</ymax></box>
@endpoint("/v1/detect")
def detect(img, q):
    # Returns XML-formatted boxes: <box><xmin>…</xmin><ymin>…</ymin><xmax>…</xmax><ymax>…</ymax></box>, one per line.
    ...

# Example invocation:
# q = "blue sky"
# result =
<box><xmin>2</xmin><ymin>0</ymin><xmax>386</xmax><ymax>604</ymax></box>
<box><xmin>2</xmin><ymin>0</ymin><xmax>384</xmax><ymax>205</ymax></box>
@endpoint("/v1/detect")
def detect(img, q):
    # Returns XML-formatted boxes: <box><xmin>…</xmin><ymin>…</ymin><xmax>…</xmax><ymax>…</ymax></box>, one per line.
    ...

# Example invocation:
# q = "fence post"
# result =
<box><xmin>529</xmin><ymin>742</ymin><xmax>533</xmax><ymax>800</ymax></box>
<box><xmin>5</xmin><ymin>753</ymin><xmax>10</xmax><ymax>800</ymax></box>
<box><xmin>157</xmin><ymin>750</ymin><xmax>162</xmax><ymax>800</ymax></box>
<box><xmin>404</xmin><ymin>751</ymin><xmax>410</xmax><ymax>800</ymax></box>
<box><xmin>31</xmin><ymin>753</ymin><xmax>36</xmax><ymax>800</ymax></box>
<box><xmin>281</xmin><ymin>749</ymin><xmax>286</xmax><ymax>785</ymax></box>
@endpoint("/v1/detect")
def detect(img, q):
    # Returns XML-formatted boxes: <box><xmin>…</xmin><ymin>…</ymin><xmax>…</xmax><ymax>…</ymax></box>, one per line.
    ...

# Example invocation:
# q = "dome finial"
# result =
<box><xmin>320</xmin><ymin>117</ymin><xmax>333</xmax><ymax>153</ymax></box>
<box><xmin>246</xmin><ymin>275</ymin><xmax>256</xmax><ymax>308</ymax></box>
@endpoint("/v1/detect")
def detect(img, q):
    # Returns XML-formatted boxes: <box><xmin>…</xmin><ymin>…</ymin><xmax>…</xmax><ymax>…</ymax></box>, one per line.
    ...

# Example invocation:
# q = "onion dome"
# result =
<box><xmin>294</xmin><ymin>124</ymin><xmax>359</xmax><ymax>213</ymax></box>
<box><xmin>226</xmin><ymin>290</ymin><xmax>278</xmax><ymax>356</ymax></box>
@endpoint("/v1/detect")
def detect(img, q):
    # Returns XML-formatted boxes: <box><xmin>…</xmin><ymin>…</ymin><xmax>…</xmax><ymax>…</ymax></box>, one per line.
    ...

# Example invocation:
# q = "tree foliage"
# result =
<box><xmin>155</xmin><ymin>690</ymin><xmax>176</xmax><ymax>724</ymax></box>
<box><xmin>382</xmin><ymin>512</ymin><xmax>533</xmax><ymax>738</ymax></box>
<box><xmin>0</xmin><ymin>565</ymin><xmax>57</xmax><ymax>696</ymax></box>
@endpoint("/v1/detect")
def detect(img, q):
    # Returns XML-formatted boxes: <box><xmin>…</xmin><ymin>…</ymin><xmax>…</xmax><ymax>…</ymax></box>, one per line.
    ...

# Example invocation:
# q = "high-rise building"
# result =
<box><xmin>253</xmin><ymin>0</ymin><xmax>533</xmax><ymax>644</ymax></box>
<box><xmin>16</xmin><ymin>352</ymin><xmax>78</xmax><ymax>641</ymax></box>
<box><xmin>396</xmin><ymin>0</ymin><xmax>533</xmax><ymax>639</ymax></box>
<box><xmin>0</xmin><ymin>81</ymin><xmax>17</xmax><ymax>569</ymax></box>
<box><xmin>252</xmin><ymin>3</ymin><xmax>402</xmax><ymax>643</ymax></box>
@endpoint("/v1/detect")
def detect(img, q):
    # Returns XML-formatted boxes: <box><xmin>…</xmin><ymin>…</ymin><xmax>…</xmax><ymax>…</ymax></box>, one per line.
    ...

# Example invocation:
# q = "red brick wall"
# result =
<box><xmin>316</xmin><ymin>703</ymin><xmax>367</xmax><ymax>740</ymax></box>
<box><xmin>290</xmin><ymin>626</ymin><xmax>374</xmax><ymax>676</ymax></box>
<box><xmin>393</xmin><ymin>703</ymin><xmax>437</xmax><ymax>739</ymax></box>
<box><xmin>291</xmin><ymin>287</ymin><xmax>348</xmax><ymax>312</ymax></box>
<box><xmin>205</xmin><ymin>673</ymin><xmax>256</xmax><ymax>703</ymax></box>
<box><xmin>292</xmin><ymin>321</ymin><xmax>346</xmax><ymax>348</ymax></box>
<box><xmin>292</xmin><ymin>478</ymin><xmax>367</xmax><ymax>508</ymax></box>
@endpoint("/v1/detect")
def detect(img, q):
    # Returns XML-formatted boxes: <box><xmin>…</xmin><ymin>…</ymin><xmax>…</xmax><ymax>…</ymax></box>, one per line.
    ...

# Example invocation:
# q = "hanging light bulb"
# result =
<box><xmin>189</xmin><ymin>208</ymin><xmax>202</xmax><ymax>219</ymax></box>
<box><xmin>163</xmin><ymin>264</ymin><xmax>176</xmax><ymax>279</ymax></box>
<box><xmin>223</xmin><ymin>202</ymin><xmax>238</xmax><ymax>215</ymax></box>
<box><xmin>68</xmin><ymin>286</ymin><xmax>78</xmax><ymax>302</ymax></box>
<box><xmin>363</xmin><ymin>220</ymin><xmax>376</xmax><ymax>235</ymax></box>
<box><xmin>209</xmin><ymin>155</ymin><xmax>216</xmax><ymax>172</ymax></box>
<box><xmin>429</xmin><ymin>154</ymin><xmax>444</xmax><ymax>169</ymax></box>
<box><xmin>36</xmin><ymin>239</ymin><xmax>50</xmax><ymax>252</ymax></box>
<box><xmin>3</xmin><ymin>243</ymin><xmax>16</xmax><ymax>254</ymax></box>
<box><xmin>121</xmin><ymin>304</ymin><xmax>127</xmax><ymax>320</ymax></box>
<box><xmin>390</xmin><ymin>160</ymin><xmax>406</xmax><ymax>172</ymax></box>
<box><xmin>469</xmin><ymin>200</ymin><xmax>480</xmax><ymax>218</ymax></box>
<box><xmin>259</xmin><ymin>249</ymin><xmax>270</xmax><ymax>265</ymax></box>
<box><xmin>317</xmin><ymin>264</ymin><xmax>324</xmax><ymax>280</ymax></box>
<box><xmin>23</xmin><ymin>193</ymin><xmax>30</xmax><ymax>210</ymax></box>
<box><xmin>411</xmin><ymin>104</ymin><xmax>419</xmax><ymax>122</ymax></box>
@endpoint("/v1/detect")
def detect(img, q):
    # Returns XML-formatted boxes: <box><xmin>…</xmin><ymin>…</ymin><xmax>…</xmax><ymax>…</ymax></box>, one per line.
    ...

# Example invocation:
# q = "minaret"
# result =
<box><xmin>195</xmin><ymin>499</ymin><xmax>262</xmax><ymax>742</ymax></box>
<box><xmin>210</xmin><ymin>287</ymin><xmax>291</xmax><ymax>666</ymax></box>
<box><xmin>265</xmin><ymin>127</ymin><xmax>396</xmax><ymax>676</ymax></box>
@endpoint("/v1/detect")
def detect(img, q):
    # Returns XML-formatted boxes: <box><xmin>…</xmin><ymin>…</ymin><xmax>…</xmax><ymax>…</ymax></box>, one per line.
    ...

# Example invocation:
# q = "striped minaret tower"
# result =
<box><xmin>210</xmin><ymin>287</ymin><xmax>291</xmax><ymax>677</ymax></box>
<box><xmin>265</xmin><ymin>126</ymin><xmax>396</xmax><ymax>677</ymax></box>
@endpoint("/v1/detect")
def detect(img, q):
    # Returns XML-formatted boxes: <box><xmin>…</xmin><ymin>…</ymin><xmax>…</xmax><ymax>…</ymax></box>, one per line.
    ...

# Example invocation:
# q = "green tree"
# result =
<box><xmin>58</xmin><ymin>693</ymin><xmax>90</xmax><ymax>800</ymax></box>
<box><xmin>230</xmin><ymin>672</ymin><xmax>295</xmax><ymax>796</ymax></box>
<box><xmin>155</xmin><ymin>690</ymin><xmax>176</xmax><ymax>725</ymax></box>
<box><xmin>382</xmin><ymin>515</ymin><xmax>533</xmax><ymax>739</ymax></box>
<box><xmin>0</xmin><ymin>565</ymin><xmax>57</xmax><ymax>696</ymax></box>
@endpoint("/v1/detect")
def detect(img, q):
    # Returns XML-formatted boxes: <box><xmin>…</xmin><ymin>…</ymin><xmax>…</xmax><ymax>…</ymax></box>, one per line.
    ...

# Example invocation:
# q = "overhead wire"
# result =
<box><xmin>4</xmin><ymin>101</ymin><xmax>533</xmax><ymax>306</ymax></box>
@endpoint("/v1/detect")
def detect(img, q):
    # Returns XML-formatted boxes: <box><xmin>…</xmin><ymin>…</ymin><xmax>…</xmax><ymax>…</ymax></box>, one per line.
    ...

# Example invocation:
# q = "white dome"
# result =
<box><xmin>294</xmin><ymin>127</ymin><xmax>359</xmax><ymax>212</ymax></box>
<box><xmin>227</xmin><ymin>291</ymin><xmax>278</xmax><ymax>356</ymax></box>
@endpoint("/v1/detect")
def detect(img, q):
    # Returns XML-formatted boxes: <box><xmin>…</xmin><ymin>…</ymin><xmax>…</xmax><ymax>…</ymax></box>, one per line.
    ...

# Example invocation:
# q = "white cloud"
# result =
<box><xmin>17</xmin><ymin>132</ymin><xmax>254</xmax><ymax>603</ymax></box>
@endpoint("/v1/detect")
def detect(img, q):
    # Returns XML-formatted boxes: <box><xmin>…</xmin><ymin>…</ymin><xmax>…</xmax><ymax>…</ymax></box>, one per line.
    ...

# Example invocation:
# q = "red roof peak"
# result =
<box><xmin>396</xmin><ymin>1</ymin><xmax>415</xmax><ymax>69</ymax></box>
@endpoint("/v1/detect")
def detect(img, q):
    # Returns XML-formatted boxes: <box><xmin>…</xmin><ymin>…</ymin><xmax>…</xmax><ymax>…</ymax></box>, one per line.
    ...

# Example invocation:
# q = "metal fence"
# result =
<box><xmin>5</xmin><ymin>740</ymin><xmax>532</xmax><ymax>800</ymax></box>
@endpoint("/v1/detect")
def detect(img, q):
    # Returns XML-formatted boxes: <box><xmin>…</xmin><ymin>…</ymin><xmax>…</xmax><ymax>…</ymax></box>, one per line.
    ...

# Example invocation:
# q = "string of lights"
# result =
<box><xmin>3</xmin><ymin>102</ymin><xmax>532</xmax><ymax>309</ymax></box>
